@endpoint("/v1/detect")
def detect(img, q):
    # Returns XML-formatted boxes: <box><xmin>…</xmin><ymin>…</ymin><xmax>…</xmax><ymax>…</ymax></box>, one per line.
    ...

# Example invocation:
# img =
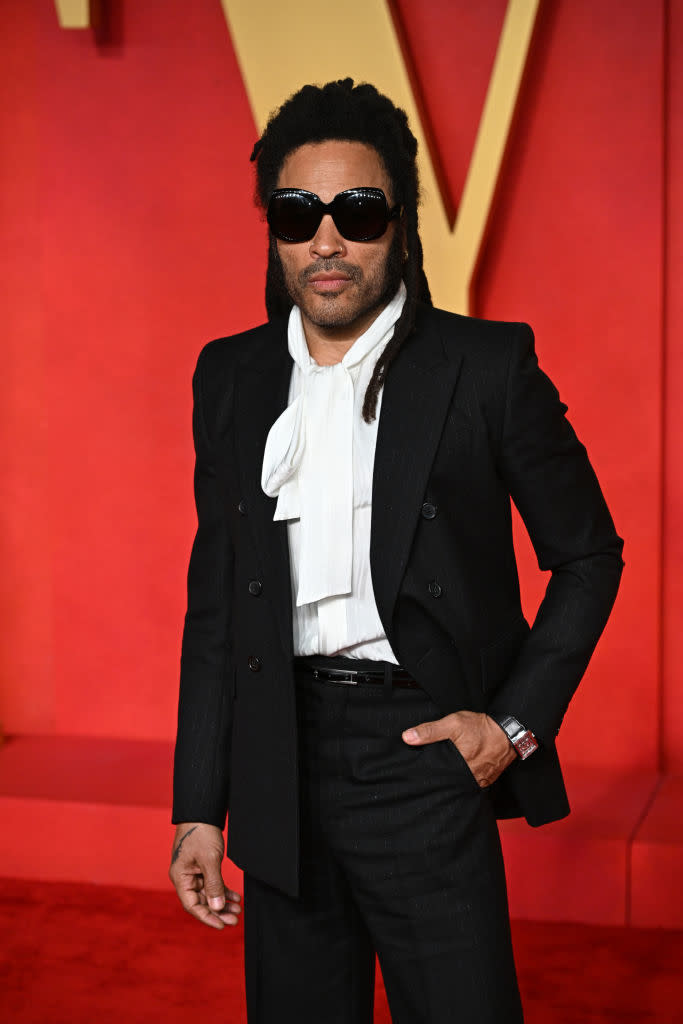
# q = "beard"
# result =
<box><xmin>270</xmin><ymin>230</ymin><xmax>405</xmax><ymax>331</ymax></box>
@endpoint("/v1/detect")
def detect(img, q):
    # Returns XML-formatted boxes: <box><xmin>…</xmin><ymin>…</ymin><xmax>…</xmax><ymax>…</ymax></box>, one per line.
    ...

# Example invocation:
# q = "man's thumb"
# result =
<box><xmin>403</xmin><ymin>714</ymin><xmax>459</xmax><ymax>746</ymax></box>
<box><xmin>403</xmin><ymin>720</ymin><xmax>439</xmax><ymax>745</ymax></box>
<box><xmin>204</xmin><ymin>870</ymin><xmax>226</xmax><ymax>911</ymax></box>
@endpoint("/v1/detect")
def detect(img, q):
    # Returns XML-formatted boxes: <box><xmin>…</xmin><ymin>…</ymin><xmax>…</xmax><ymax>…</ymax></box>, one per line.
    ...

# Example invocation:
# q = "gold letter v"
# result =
<box><xmin>221</xmin><ymin>0</ymin><xmax>541</xmax><ymax>314</ymax></box>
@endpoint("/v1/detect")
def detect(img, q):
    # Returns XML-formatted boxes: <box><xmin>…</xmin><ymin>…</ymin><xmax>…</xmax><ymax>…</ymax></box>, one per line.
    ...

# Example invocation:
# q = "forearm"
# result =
<box><xmin>487</xmin><ymin>546</ymin><xmax>623</xmax><ymax>746</ymax></box>
<box><xmin>172</xmin><ymin>662</ymin><xmax>233</xmax><ymax>827</ymax></box>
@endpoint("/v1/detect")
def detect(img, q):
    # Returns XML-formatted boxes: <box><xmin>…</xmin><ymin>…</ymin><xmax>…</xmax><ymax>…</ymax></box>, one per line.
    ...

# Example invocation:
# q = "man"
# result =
<box><xmin>169</xmin><ymin>80</ymin><xmax>623</xmax><ymax>1023</ymax></box>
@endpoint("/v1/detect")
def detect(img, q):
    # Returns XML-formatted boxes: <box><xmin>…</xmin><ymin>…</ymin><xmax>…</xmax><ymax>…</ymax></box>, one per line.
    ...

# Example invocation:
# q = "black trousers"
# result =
<box><xmin>244</xmin><ymin>662</ymin><xmax>524</xmax><ymax>1024</ymax></box>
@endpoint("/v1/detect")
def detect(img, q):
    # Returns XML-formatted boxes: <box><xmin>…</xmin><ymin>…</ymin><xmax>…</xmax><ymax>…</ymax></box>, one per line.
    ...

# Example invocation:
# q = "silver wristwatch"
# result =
<box><xmin>491</xmin><ymin>714</ymin><xmax>539</xmax><ymax>760</ymax></box>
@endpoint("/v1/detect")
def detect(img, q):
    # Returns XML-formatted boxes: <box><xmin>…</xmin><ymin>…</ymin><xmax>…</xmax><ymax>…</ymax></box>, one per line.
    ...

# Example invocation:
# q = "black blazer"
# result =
<box><xmin>172</xmin><ymin>303</ymin><xmax>624</xmax><ymax>898</ymax></box>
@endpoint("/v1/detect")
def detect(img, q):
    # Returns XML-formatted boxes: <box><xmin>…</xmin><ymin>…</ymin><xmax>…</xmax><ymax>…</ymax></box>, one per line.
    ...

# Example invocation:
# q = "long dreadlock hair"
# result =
<box><xmin>250</xmin><ymin>78</ymin><xmax>433</xmax><ymax>423</ymax></box>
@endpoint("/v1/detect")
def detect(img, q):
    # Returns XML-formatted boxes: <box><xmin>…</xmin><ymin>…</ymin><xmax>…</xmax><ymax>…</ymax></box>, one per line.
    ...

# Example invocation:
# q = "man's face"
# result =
<box><xmin>273</xmin><ymin>140</ymin><xmax>403</xmax><ymax>338</ymax></box>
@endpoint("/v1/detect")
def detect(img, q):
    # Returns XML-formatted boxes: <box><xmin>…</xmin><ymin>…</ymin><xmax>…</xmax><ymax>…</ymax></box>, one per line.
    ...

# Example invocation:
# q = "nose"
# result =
<box><xmin>309</xmin><ymin>214</ymin><xmax>346</xmax><ymax>259</ymax></box>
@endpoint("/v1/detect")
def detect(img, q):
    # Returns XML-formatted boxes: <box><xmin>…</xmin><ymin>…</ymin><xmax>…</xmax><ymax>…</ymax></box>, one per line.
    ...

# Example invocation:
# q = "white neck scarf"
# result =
<box><xmin>261</xmin><ymin>283</ymin><xmax>406</xmax><ymax>607</ymax></box>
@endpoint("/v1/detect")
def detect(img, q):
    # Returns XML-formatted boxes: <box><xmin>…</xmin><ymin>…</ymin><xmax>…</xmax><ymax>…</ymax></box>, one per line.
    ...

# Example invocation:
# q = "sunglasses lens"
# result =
<box><xmin>267</xmin><ymin>189</ymin><xmax>394</xmax><ymax>242</ymax></box>
<box><xmin>333</xmin><ymin>191</ymin><xmax>389</xmax><ymax>241</ymax></box>
<box><xmin>267</xmin><ymin>192</ymin><xmax>321</xmax><ymax>243</ymax></box>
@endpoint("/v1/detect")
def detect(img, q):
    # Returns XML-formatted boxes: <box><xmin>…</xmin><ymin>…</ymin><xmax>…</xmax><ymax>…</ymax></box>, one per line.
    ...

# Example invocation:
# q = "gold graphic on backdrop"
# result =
<box><xmin>221</xmin><ymin>0</ymin><xmax>540</xmax><ymax>313</ymax></box>
<box><xmin>54</xmin><ymin>0</ymin><xmax>91</xmax><ymax>28</ymax></box>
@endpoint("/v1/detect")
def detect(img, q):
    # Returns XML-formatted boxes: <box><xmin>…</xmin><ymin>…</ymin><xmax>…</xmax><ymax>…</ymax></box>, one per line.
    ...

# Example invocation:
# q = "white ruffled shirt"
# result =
<box><xmin>261</xmin><ymin>284</ymin><xmax>406</xmax><ymax>660</ymax></box>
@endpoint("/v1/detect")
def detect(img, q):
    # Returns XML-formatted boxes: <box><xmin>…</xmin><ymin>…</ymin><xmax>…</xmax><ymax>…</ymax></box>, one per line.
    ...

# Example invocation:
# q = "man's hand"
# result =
<box><xmin>402</xmin><ymin>711</ymin><xmax>516</xmax><ymax>788</ymax></box>
<box><xmin>169</xmin><ymin>822</ymin><xmax>242</xmax><ymax>930</ymax></box>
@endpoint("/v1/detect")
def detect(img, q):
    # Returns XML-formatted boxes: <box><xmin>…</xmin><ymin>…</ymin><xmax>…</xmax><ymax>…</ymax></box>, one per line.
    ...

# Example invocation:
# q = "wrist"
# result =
<box><xmin>489</xmin><ymin>714</ymin><xmax>539</xmax><ymax>760</ymax></box>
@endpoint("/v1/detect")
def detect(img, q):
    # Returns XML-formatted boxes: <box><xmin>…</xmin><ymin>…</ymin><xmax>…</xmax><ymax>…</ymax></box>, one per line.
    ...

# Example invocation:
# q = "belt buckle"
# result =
<box><xmin>312</xmin><ymin>667</ymin><xmax>359</xmax><ymax>686</ymax></box>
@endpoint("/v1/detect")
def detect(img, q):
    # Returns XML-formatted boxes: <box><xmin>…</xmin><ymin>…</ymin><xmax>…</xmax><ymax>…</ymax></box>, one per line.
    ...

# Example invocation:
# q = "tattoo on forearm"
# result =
<box><xmin>172</xmin><ymin>825</ymin><xmax>198</xmax><ymax>864</ymax></box>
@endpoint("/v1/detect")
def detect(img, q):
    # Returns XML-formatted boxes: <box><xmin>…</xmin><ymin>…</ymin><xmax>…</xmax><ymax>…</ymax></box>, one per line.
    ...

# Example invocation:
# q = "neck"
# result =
<box><xmin>301</xmin><ymin>303</ymin><xmax>389</xmax><ymax>366</ymax></box>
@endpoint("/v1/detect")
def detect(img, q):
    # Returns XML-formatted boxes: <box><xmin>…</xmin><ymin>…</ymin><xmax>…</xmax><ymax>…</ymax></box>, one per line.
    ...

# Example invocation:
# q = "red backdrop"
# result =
<box><xmin>1</xmin><ymin>0</ymin><xmax>681</xmax><ymax>779</ymax></box>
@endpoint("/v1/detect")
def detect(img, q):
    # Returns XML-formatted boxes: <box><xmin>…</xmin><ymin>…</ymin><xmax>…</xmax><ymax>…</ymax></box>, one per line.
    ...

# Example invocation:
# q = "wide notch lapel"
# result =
<box><xmin>371</xmin><ymin>313</ymin><xmax>464</xmax><ymax>635</ymax></box>
<box><xmin>234</xmin><ymin>322</ymin><xmax>294</xmax><ymax>659</ymax></box>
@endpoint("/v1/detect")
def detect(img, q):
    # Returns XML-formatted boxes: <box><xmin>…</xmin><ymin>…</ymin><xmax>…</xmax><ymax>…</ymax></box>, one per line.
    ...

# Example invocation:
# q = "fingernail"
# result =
<box><xmin>403</xmin><ymin>729</ymin><xmax>418</xmax><ymax>742</ymax></box>
<box><xmin>209</xmin><ymin>897</ymin><xmax>224</xmax><ymax>910</ymax></box>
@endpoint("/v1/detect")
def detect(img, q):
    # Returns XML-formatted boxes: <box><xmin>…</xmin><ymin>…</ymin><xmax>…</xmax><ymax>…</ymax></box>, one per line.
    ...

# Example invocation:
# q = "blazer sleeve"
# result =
<box><xmin>172</xmin><ymin>346</ymin><xmax>234</xmax><ymax>828</ymax></box>
<box><xmin>485</xmin><ymin>324</ymin><xmax>624</xmax><ymax>746</ymax></box>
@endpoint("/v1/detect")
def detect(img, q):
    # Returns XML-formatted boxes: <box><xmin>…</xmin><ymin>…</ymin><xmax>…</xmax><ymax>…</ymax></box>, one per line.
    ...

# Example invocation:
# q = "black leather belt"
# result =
<box><xmin>293</xmin><ymin>657</ymin><xmax>420</xmax><ymax>689</ymax></box>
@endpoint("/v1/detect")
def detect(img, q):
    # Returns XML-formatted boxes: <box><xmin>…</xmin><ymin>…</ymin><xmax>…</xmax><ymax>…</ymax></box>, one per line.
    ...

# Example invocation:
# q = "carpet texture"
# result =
<box><xmin>1</xmin><ymin>878</ymin><xmax>681</xmax><ymax>1022</ymax></box>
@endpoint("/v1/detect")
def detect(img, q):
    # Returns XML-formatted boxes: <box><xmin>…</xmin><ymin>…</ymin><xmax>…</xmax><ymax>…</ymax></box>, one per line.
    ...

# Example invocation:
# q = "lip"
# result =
<box><xmin>308</xmin><ymin>273</ymin><xmax>351</xmax><ymax>292</ymax></box>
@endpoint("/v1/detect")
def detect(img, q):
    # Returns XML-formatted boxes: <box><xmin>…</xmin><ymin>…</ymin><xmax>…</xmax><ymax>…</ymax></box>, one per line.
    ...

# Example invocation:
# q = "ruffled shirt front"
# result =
<box><xmin>261</xmin><ymin>284</ymin><xmax>406</xmax><ymax>659</ymax></box>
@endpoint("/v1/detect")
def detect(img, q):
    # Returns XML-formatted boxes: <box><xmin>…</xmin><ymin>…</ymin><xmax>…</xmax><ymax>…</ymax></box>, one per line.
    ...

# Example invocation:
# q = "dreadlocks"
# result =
<box><xmin>250</xmin><ymin>78</ymin><xmax>433</xmax><ymax>423</ymax></box>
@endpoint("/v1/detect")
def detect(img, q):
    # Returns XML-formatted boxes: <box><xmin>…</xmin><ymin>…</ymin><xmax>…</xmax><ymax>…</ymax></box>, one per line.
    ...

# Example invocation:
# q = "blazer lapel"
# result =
<box><xmin>371</xmin><ymin>310</ymin><xmax>464</xmax><ymax>635</ymax></box>
<box><xmin>234</xmin><ymin>320</ymin><xmax>294</xmax><ymax>660</ymax></box>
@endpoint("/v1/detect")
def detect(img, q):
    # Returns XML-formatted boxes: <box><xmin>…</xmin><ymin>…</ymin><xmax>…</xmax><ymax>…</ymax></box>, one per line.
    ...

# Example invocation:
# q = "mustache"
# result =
<box><xmin>299</xmin><ymin>260</ymin><xmax>362</xmax><ymax>286</ymax></box>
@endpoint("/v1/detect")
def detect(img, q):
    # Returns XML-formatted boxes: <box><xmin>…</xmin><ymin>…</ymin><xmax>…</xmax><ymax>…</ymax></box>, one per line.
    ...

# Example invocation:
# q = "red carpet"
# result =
<box><xmin>1</xmin><ymin>877</ymin><xmax>681</xmax><ymax>1023</ymax></box>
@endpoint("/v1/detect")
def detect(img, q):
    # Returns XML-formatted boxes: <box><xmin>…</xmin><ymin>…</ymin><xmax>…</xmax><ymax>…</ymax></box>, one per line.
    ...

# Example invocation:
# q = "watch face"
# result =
<box><xmin>514</xmin><ymin>731</ymin><xmax>538</xmax><ymax>760</ymax></box>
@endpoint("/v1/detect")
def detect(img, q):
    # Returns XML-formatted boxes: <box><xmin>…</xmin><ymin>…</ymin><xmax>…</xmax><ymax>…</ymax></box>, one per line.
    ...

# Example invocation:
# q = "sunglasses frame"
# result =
<box><xmin>267</xmin><ymin>187</ymin><xmax>402</xmax><ymax>243</ymax></box>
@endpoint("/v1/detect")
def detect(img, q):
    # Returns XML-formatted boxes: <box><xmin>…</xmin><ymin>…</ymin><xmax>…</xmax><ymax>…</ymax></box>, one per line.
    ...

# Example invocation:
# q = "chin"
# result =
<box><xmin>300</xmin><ymin>296</ymin><xmax>359</xmax><ymax>329</ymax></box>
<box><xmin>306</xmin><ymin>291</ymin><xmax>391</xmax><ymax>331</ymax></box>
<box><xmin>308</xmin><ymin>307</ymin><xmax>360</xmax><ymax>330</ymax></box>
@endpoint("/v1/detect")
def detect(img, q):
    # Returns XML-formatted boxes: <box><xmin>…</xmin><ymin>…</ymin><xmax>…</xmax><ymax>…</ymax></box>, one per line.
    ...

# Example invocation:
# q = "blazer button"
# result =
<box><xmin>248</xmin><ymin>579</ymin><xmax>262</xmax><ymax>596</ymax></box>
<box><xmin>421</xmin><ymin>502</ymin><xmax>438</xmax><ymax>520</ymax></box>
<box><xmin>238</xmin><ymin>499</ymin><xmax>247</xmax><ymax>515</ymax></box>
<box><xmin>428</xmin><ymin>580</ymin><xmax>443</xmax><ymax>598</ymax></box>
<box><xmin>248</xmin><ymin>655</ymin><xmax>262</xmax><ymax>672</ymax></box>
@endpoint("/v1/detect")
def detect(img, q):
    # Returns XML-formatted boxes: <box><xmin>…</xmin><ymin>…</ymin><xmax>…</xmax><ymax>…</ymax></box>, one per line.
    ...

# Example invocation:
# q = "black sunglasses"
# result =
<box><xmin>267</xmin><ymin>187</ymin><xmax>402</xmax><ymax>243</ymax></box>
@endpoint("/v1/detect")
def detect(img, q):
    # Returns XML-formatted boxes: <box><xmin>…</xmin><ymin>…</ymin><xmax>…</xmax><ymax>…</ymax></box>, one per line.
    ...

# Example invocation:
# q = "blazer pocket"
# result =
<box><xmin>480</xmin><ymin>615</ymin><xmax>530</xmax><ymax>694</ymax></box>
